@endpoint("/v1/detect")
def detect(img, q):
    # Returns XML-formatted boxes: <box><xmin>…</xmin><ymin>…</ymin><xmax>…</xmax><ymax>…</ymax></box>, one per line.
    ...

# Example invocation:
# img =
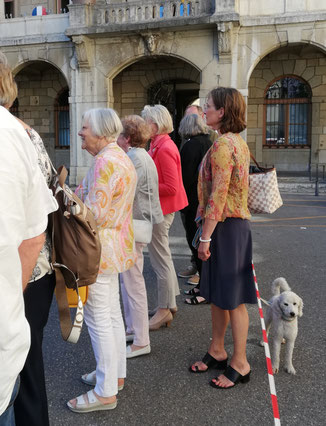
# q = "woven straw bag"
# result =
<box><xmin>248</xmin><ymin>155</ymin><xmax>283</xmax><ymax>214</ymax></box>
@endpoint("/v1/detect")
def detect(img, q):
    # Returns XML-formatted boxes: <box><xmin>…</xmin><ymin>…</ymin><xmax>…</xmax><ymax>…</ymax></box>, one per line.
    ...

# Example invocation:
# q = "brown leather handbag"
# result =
<box><xmin>50</xmin><ymin>166</ymin><xmax>101</xmax><ymax>343</ymax></box>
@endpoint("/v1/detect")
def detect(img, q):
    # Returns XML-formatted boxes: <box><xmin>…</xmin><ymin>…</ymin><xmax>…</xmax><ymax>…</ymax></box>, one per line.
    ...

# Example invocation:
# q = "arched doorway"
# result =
<box><xmin>13</xmin><ymin>61</ymin><xmax>70</xmax><ymax>170</ymax></box>
<box><xmin>112</xmin><ymin>56</ymin><xmax>200</xmax><ymax>148</ymax></box>
<box><xmin>248</xmin><ymin>44</ymin><xmax>326</xmax><ymax>172</ymax></box>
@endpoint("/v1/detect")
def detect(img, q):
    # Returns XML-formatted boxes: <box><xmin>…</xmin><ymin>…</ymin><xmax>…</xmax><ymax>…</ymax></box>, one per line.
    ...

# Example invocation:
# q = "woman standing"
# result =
<box><xmin>141</xmin><ymin>105</ymin><xmax>188</xmax><ymax>330</ymax></box>
<box><xmin>118</xmin><ymin>115</ymin><xmax>163</xmax><ymax>358</ymax></box>
<box><xmin>189</xmin><ymin>88</ymin><xmax>256</xmax><ymax>389</ymax></box>
<box><xmin>178</xmin><ymin>113</ymin><xmax>212</xmax><ymax>305</ymax></box>
<box><xmin>0</xmin><ymin>62</ymin><xmax>57</xmax><ymax>426</ymax></box>
<box><xmin>68</xmin><ymin>108</ymin><xmax>137</xmax><ymax>412</ymax></box>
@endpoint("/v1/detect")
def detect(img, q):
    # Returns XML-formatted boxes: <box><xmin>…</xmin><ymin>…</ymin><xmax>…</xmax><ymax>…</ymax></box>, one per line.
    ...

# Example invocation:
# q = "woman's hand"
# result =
<box><xmin>198</xmin><ymin>241</ymin><xmax>211</xmax><ymax>261</ymax></box>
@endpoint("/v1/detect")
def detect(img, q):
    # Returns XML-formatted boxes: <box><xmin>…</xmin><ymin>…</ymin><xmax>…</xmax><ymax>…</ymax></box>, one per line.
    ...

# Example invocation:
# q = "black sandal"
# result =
<box><xmin>184</xmin><ymin>287</ymin><xmax>200</xmax><ymax>296</ymax></box>
<box><xmin>184</xmin><ymin>295</ymin><xmax>207</xmax><ymax>305</ymax></box>
<box><xmin>209</xmin><ymin>366</ymin><xmax>251</xmax><ymax>389</ymax></box>
<box><xmin>189</xmin><ymin>352</ymin><xmax>228</xmax><ymax>374</ymax></box>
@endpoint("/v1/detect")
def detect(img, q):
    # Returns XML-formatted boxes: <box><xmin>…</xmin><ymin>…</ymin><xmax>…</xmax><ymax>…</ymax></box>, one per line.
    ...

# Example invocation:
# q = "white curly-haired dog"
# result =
<box><xmin>261</xmin><ymin>277</ymin><xmax>303</xmax><ymax>375</ymax></box>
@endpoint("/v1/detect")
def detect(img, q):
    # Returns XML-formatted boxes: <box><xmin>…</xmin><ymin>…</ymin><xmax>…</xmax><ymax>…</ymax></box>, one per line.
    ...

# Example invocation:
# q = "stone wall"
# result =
<box><xmin>15</xmin><ymin>64</ymin><xmax>70</xmax><ymax>169</ymax></box>
<box><xmin>239</xmin><ymin>0</ymin><xmax>324</xmax><ymax>16</ymax></box>
<box><xmin>248</xmin><ymin>45</ymin><xmax>326</xmax><ymax>171</ymax></box>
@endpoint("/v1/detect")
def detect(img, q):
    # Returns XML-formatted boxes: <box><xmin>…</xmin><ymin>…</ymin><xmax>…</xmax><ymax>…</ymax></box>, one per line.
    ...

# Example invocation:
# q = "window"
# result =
<box><xmin>5</xmin><ymin>0</ymin><xmax>14</xmax><ymax>18</ymax></box>
<box><xmin>55</xmin><ymin>90</ymin><xmax>70</xmax><ymax>149</ymax></box>
<box><xmin>264</xmin><ymin>76</ymin><xmax>311</xmax><ymax>147</ymax></box>
<box><xmin>57</xmin><ymin>0</ymin><xmax>69</xmax><ymax>13</ymax></box>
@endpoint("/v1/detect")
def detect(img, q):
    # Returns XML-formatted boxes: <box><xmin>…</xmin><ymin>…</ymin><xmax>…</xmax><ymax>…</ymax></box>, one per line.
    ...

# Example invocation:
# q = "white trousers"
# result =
<box><xmin>120</xmin><ymin>242</ymin><xmax>150</xmax><ymax>347</ymax></box>
<box><xmin>84</xmin><ymin>274</ymin><xmax>126</xmax><ymax>397</ymax></box>
<box><xmin>147</xmin><ymin>213</ymin><xmax>180</xmax><ymax>309</ymax></box>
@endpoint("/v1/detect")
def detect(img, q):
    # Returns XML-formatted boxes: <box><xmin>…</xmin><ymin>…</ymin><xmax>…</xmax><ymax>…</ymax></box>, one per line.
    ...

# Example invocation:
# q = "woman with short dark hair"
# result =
<box><xmin>189</xmin><ymin>87</ymin><xmax>256</xmax><ymax>389</ymax></box>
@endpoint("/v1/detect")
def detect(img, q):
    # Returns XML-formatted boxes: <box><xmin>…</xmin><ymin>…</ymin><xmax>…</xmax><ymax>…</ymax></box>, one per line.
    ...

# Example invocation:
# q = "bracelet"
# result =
<box><xmin>199</xmin><ymin>236</ymin><xmax>211</xmax><ymax>243</ymax></box>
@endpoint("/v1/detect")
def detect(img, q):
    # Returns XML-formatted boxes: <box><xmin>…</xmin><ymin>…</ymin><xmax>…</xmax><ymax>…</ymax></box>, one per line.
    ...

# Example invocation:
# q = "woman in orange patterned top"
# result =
<box><xmin>189</xmin><ymin>88</ymin><xmax>256</xmax><ymax>390</ymax></box>
<box><xmin>68</xmin><ymin>108</ymin><xmax>137</xmax><ymax>413</ymax></box>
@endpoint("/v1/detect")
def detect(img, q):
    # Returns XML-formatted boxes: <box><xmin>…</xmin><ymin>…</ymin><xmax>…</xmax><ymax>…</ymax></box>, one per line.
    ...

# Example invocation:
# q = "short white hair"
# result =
<box><xmin>82</xmin><ymin>108</ymin><xmax>123</xmax><ymax>140</ymax></box>
<box><xmin>141</xmin><ymin>104</ymin><xmax>173</xmax><ymax>134</ymax></box>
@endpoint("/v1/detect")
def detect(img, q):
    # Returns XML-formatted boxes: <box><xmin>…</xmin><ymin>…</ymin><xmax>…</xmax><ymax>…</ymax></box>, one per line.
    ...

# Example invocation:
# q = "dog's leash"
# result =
<box><xmin>252</xmin><ymin>261</ymin><xmax>281</xmax><ymax>426</ymax></box>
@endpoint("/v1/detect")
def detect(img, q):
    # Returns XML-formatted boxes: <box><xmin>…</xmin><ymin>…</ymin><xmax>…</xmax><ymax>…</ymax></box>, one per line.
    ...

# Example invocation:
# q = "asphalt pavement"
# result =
<box><xmin>44</xmin><ymin>192</ymin><xmax>326</xmax><ymax>426</ymax></box>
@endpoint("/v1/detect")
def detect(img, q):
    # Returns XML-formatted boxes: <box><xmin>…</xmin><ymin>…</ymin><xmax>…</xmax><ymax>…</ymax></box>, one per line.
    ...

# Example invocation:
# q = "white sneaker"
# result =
<box><xmin>126</xmin><ymin>344</ymin><xmax>151</xmax><ymax>359</ymax></box>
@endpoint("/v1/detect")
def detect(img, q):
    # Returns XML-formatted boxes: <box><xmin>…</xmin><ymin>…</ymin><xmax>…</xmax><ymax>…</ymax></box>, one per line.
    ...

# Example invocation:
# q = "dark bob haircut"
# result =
<box><xmin>208</xmin><ymin>87</ymin><xmax>246</xmax><ymax>134</ymax></box>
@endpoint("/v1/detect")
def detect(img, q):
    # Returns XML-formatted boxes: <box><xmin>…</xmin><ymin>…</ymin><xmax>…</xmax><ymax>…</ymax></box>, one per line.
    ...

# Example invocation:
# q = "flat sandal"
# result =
<box><xmin>209</xmin><ymin>366</ymin><xmax>251</xmax><ymax>389</ymax></box>
<box><xmin>189</xmin><ymin>352</ymin><xmax>228</xmax><ymax>374</ymax></box>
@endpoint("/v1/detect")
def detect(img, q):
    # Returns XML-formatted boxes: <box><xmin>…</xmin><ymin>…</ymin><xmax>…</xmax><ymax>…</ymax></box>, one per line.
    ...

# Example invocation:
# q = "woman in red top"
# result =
<box><xmin>142</xmin><ymin>105</ymin><xmax>188</xmax><ymax>330</ymax></box>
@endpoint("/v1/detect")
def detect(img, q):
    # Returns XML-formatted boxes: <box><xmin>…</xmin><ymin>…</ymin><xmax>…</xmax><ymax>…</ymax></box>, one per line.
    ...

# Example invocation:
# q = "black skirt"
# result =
<box><xmin>200</xmin><ymin>218</ymin><xmax>257</xmax><ymax>310</ymax></box>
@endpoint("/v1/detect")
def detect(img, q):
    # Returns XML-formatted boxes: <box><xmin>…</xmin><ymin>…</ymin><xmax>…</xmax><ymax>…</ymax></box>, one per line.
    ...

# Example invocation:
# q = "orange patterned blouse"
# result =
<box><xmin>198</xmin><ymin>132</ymin><xmax>251</xmax><ymax>223</ymax></box>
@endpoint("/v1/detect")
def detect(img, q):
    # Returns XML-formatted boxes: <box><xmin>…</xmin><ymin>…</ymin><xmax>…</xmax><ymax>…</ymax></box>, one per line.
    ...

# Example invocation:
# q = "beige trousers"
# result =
<box><xmin>120</xmin><ymin>242</ymin><xmax>150</xmax><ymax>347</ymax></box>
<box><xmin>148</xmin><ymin>213</ymin><xmax>180</xmax><ymax>309</ymax></box>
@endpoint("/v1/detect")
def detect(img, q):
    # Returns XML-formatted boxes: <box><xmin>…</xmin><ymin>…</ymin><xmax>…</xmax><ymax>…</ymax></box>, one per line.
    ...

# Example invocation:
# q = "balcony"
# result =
<box><xmin>0</xmin><ymin>13</ymin><xmax>70</xmax><ymax>46</ymax></box>
<box><xmin>66</xmin><ymin>0</ymin><xmax>225</xmax><ymax>36</ymax></box>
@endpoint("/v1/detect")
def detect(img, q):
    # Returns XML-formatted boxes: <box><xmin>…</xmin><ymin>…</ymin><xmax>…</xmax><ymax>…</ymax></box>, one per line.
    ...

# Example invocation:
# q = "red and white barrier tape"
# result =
<box><xmin>252</xmin><ymin>262</ymin><xmax>281</xmax><ymax>426</ymax></box>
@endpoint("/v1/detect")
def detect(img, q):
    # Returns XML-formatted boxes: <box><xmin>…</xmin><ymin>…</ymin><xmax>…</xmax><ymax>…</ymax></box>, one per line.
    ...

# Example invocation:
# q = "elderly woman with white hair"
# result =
<box><xmin>141</xmin><ymin>104</ymin><xmax>188</xmax><ymax>330</ymax></box>
<box><xmin>67</xmin><ymin>108</ymin><xmax>137</xmax><ymax>413</ymax></box>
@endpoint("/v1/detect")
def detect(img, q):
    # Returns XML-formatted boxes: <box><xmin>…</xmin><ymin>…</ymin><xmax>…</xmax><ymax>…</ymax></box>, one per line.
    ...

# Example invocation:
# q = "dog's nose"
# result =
<box><xmin>290</xmin><ymin>312</ymin><xmax>295</xmax><ymax>317</ymax></box>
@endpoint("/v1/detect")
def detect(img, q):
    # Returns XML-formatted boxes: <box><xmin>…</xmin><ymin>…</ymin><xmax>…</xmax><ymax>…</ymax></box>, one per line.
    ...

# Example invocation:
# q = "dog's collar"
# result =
<box><xmin>278</xmin><ymin>300</ymin><xmax>296</xmax><ymax>322</ymax></box>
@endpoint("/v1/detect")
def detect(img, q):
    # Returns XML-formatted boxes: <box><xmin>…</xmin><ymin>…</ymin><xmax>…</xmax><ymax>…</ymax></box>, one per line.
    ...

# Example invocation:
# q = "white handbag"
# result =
<box><xmin>248</xmin><ymin>155</ymin><xmax>283</xmax><ymax>214</ymax></box>
<box><xmin>132</xmin><ymin>156</ymin><xmax>153</xmax><ymax>244</ymax></box>
<box><xmin>133</xmin><ymin>218</ymin><xmax>152</xmax><ymax>244</ymax></box>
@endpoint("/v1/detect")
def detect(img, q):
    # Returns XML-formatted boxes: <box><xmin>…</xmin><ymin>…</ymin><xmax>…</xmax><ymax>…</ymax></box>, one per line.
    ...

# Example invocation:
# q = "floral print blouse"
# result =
<box><xmin>75</xmin><ymin>143</ymin><xmax>137</xmax><ymax>275</ymax></box>
<box><xmin>198</xmin><ymin>132</ymin><xmax>251</xmax><ymax>223</ymax></box>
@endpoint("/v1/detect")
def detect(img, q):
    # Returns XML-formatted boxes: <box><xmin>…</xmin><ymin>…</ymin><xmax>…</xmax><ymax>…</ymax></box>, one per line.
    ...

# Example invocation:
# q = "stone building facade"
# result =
<box><xmin>1</xmin><ymin>0</ymin><xmax>326</xmax><ymax>183</ymax></box>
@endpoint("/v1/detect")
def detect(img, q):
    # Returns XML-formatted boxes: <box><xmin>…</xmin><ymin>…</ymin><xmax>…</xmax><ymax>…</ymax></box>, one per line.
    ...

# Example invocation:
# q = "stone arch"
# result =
<box><xmin>111</xmin><ymin>55</ymin><xmax>201</xmax><ymax>147</ymax></box>
<box><xmin>12</xmin><ymin>58</ymin><xmax>70</xmax><ymax>88</ymax></box>
<box><xmin>247</xmin><ymin>43</ymin><xmax>326</xmax><ymax>172</ymax></box>
<box><xmin>13</xmin><ymin>60</ymin><xmax>70</xmax><ymax>169</ymax></box>
<box><xmin>107</xmin><ymin>53</ymin><xmax>201</xmax><ymax>82</ymax></box>
<box><xmin>246</xmin><ymin>41</ymin><xmax>326</xmax><ymax>89</ymax></box>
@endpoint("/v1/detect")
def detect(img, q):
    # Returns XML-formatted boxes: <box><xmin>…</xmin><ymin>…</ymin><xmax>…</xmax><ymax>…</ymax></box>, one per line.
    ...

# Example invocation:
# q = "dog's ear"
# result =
<box><xmin>298</xmin><ymin>297</ymin><xmax>304</xmax><ymax>317</ymax></box>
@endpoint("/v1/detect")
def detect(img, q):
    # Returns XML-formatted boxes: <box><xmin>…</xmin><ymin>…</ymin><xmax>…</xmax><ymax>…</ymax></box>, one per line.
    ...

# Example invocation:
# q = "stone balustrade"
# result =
<box><xmin>67</xmin><ymin>0</ymin><xmax>214</xmax><ymax>31</ymax></box>
<box><xmin>96</xmin><ymin>0</ymin><xmax>212</xmax><ymax>25</ymax></box>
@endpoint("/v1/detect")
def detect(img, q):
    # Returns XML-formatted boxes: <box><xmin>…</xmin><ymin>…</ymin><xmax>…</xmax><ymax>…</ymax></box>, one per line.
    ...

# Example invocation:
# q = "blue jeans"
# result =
<box><xmin>0</xmin><ymin>377</ymin><xmax>20</xmax><ymax>426</ymax></box>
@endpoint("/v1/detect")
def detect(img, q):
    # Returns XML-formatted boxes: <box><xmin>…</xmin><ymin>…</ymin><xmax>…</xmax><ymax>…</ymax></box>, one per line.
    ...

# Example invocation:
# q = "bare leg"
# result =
<box><xmin>190</xmin><ymin>304</ymin><xmax>229</xmax><ymax>372</ymax></box>
<box><xmin>212</xmin><ymin>304</ymin><xmax>250</xmax><ymax>387</ymax></box>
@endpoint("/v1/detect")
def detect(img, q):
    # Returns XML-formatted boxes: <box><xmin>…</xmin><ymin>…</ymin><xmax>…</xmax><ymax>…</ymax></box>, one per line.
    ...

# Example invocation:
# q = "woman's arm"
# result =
<box><xmin>197</xmin><ymin>218</ymin><xmax>217</xmax><ymax>261</ymax></box>
<box><xmin>198</xmin><ymin>140</ymin><xmax>234</xmax><ymax>261</ymax></box>
<box><xmin>204</xmin><ymin>141</ymin><xmax>233</xmax><ymax>222</ymax></box>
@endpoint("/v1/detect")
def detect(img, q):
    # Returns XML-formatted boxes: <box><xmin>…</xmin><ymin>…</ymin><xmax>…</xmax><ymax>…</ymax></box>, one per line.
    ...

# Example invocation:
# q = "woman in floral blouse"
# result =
<box><xmin>68</xmin><ymin>108</ymin><xmax>137</xmax><ymax>413</ymax></box>
<box><xmin>189</xmin><ymin>88</ymin><xmax>256</xmax><ymax>389</ymax></box>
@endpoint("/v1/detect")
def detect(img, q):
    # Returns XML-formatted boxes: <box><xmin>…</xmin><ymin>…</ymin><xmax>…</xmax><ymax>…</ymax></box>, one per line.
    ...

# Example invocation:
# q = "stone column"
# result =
<box><xmin>68</xmin><ymin>38</ymin><xmax>107</xmax><ymax>185</ymax></box>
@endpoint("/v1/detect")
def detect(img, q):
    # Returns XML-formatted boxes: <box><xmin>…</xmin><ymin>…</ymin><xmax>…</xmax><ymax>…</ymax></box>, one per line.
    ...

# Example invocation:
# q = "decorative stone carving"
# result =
<box><xmin>217</xmin><ymin>23</ymin><xmax>232</xmax><ymax>55</ymax></box>
<box><xmin>143</xmin><ymin>34</ymin><xmax>159</xmax><ymax>53</ymax></box>
<box><xmin>72</xmin><ymin>35</ymin><xmax>94</xmax><ymax>69</ymax></box>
